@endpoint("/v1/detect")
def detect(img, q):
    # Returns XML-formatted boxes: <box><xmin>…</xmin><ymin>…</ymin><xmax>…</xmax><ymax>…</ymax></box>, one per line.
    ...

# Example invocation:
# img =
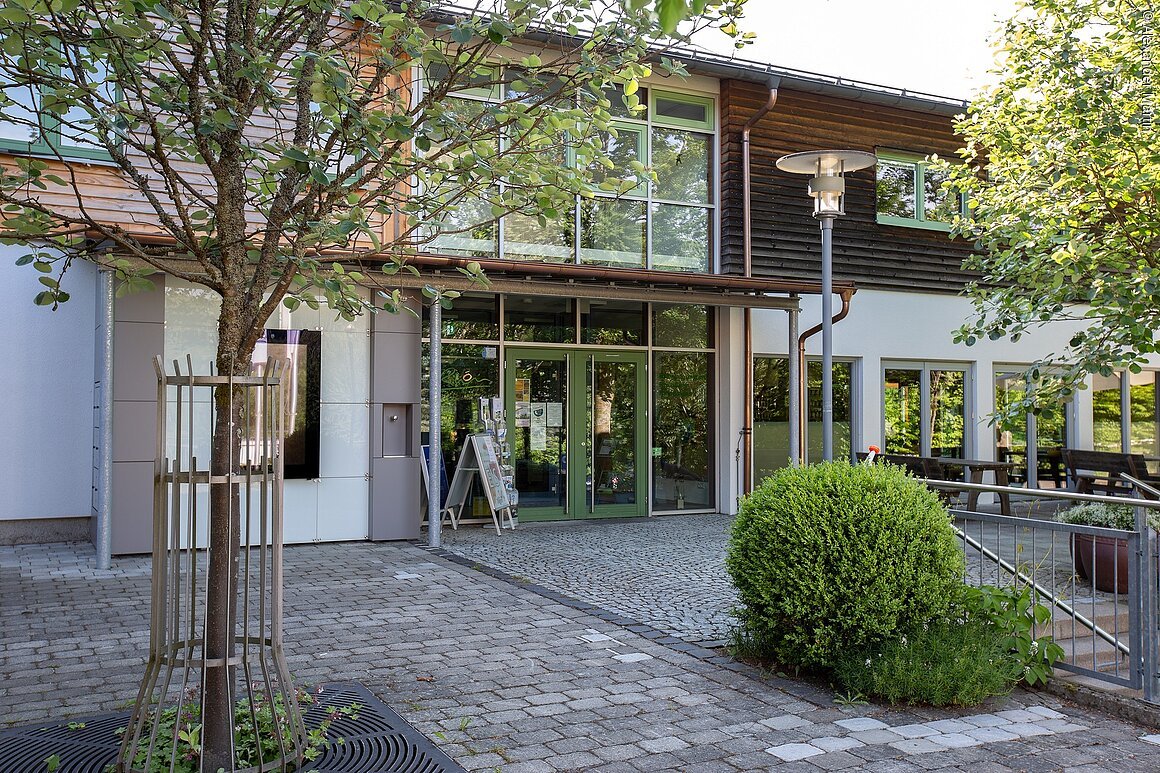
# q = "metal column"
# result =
<box><xmin>95</xmin><ymin>269</ymin><xmax>114</xmax><ymax>569</ymax></box>
<box><xmin>427</xmin><ymin>301</ymin><xmax>442</xmax><ymax>548</ymax></box>
<box><xmin>787</xmin><ymin>300</ymin><xmax>801</xmax><ymax>467</ymax></box>
<box><xmin>820</xmin><ymin>215</ymin><xmax>835</xmax><ymax>462</ymax></box>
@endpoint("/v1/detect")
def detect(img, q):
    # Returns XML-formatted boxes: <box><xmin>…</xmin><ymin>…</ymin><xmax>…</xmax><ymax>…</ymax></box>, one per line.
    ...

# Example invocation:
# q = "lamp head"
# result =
<box><xmin>775</xmin><ymin>150</ymin><xmax>877</xmax><ymax>219</ymax></box>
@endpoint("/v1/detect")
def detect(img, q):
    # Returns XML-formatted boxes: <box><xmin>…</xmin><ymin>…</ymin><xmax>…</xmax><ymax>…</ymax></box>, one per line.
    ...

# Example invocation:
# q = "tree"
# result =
<box><xmin>943</xmin><ymin>0</ymin><xmax>1159</xmax><ymax>416</ymax></box>
<box><xmin>0</xmin><ymin>0</ymin><xmax>746</xmax><ymax>765</ymax></box>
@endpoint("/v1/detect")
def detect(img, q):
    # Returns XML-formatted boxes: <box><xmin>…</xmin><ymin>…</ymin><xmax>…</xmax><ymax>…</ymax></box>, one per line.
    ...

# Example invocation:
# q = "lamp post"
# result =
<box><xmin>775</xmin><ymin>150</ymin><xmax>875</xmax><ymax>462</ymax></box>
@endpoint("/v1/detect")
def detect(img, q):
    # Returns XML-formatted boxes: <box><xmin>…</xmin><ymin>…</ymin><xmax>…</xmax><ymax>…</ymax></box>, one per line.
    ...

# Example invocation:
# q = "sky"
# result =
<box><xmin>694</xmin><ymin>0</ymin><xmax>1020</xmax><ymax>101</ymax></box>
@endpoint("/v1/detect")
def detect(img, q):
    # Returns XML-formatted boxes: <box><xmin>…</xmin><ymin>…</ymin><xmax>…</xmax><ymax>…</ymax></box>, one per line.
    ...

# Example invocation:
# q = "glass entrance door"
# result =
<box><xmin>505</xmin><ymin>348</ymin><xmax>646</xmax><ymax>520</ymax></box>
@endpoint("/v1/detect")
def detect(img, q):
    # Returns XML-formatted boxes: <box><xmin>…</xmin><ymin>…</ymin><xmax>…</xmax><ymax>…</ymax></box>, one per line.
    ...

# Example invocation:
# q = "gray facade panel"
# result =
<box><xmin>110</xmin><ymin>460</ymin><xmax>155</xmax><ymax>554</ymax></box>
<box><xmin>370</xmin><ymin>332</ymin><xmax>421</xmax><ymax>404</ymax></box>
<box><xmin>111</xmin><ymin>398</ymin><xmax>157</xmax><ymax>463</ymax></box>
<box><xmin>369</xmin><ymin>295</ymin><xmax>422</xmax><ymax>541</ymax></box>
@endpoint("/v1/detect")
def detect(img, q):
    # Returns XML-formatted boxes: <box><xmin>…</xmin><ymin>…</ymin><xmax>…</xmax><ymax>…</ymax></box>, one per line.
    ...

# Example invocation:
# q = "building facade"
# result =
<box><xmin>3</xmin><ymin>50</ymin><xmax>1155</xmax><ymax>552</ymax></box>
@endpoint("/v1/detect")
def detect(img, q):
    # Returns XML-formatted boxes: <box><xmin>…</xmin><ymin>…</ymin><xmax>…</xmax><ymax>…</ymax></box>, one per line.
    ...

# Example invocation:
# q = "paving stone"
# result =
<box><xmin>760</xmin><ymin>713</ymin><xmax>813</xmax><ymax>730</ymax></box>
<box><xmin>889</xmin><ymin>738</ymin><xmax>945</xmax><ymax>755</ymax></box>
<box><xmin>928</xmin><ymin>732</ymin><xmax>983</xmax><ymax>748</ymax></box>
<box><xmin>765</xmin><ymin>742</ymin><xmax>825</xmax><ymax>762</ymax></box>
<box><xmin>851</xmin><ymin>728</ymin><xmax>905</xmax><ymax>744</ymax></box>
<box><xmin>836</xmin><ymin>716</ymin><xmax>890</xmax><ymax>731</ymax></box>
<box><xmin>891</xmin><ymin>723</ymin><xmax>939</xmax><ymax>739</ymax></box>
<box><xmin>637</xmin><ymin>736</ymin><xmax>689</xmax><ymax>753</ymax></box>
<box><xmin>811</xmin><ymin>735</ymin><xmax>866</xmax><ymax>752</ymax></box>
<box><xmin>925</xmin><ymin>718</ymin><xmax>975</xmax><ymax>733</ymax></box>
<box><xmin>967</xmin><ymin>726</ymin><xmax>1022</xmax><ymax>743</ymax></box>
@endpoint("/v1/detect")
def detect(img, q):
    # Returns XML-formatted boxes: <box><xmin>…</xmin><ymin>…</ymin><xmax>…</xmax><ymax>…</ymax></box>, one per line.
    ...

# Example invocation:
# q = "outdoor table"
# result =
<box><xmin>937</xmin><ymin>457</ymin><xmax>1015</xmax><ymax>515</ymax></box>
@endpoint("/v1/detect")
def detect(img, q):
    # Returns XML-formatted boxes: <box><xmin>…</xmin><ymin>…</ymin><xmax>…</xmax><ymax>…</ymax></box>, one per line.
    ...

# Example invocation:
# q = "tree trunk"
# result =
<box><xmin>202</xmin><ymin>300</ymin><xmax>255</xmax><ymax>771</ymax></box>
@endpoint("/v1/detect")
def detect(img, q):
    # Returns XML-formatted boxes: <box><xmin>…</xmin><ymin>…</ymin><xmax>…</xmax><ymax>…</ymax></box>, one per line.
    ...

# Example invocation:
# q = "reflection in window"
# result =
<box><xmin>581</xmin><ymin>300</ymin><xmax>645</xmax><ymax>346</ymax></box>
<box><xmin>579</xmin><ymin>198</ymin><xmax>646</xmax><ymax>267</ymax></box>
<box><xmin>876</xmin><ymin>160</ymin><xmax>917</xmax><ymax>219</ymax></box>
<box><xmin>253</xmin><ymin>329</ymin><xmax>321</xmax><ymax>480</ymax></box>
<box><xmin>884</xmin><ymin>368</ymin><xmax>922</xmax><ymax>455</ymax></box>
<box><xmin>876</xmin><ymin>152</ymin><xmax>962</xmax><ymax>228</ymax></box>
<box><xmin>652</xmin><ymin>304</ymin><xmax>710</xmax><ymax>349</ymax></box>
<box><xmin>929</xmin><ymin>370</ymin><xmax>966</xmax><ymax>458</ymax></box>
<box><xmin>1092</xmin><ymin>372</ymin><xmax>1123</xmax><ymax>452</ymax></box>
<box><xmin>421</xmin><ymin>343</ymin><xmax>500</xmax><ymax>485</ymax></box>
<box><xmin>651</xmin><ymin>203</ymin><xmax>710</xmax><ymax>272</ymax></box>
<box><xmin>427</xmin><ymin>97</ymin><xmax>499</xmax><ymax>258</ymax></box>
<box><xmin>422</xmin><ymin>293</ymin><xmax>499</xmax><ymax>341</ymax></box>
<box><xmin>995</xmin><ymin>371</ymin><xmax>1070</xmax><ymax>488</ymax></box>
<box><xmin>503</xmin><ymin>210</ymin><xmax>574</xmax><ymax>263</ymax></box>
<box><xmin>504</xmin><ymin>295</ymin><xmax>575</xmax><ymax>343</ymax></box>
<box><xmin>653</xmin><ymin>352</ymin><xmax>711</xmax><ymax>509</ymax></box>
<box><xmin>753</xmin><ymin>357</ymin><xmax>854</xmax><ymax>480</ymax></box>
<box><xmin>652</xmin><ymin>128</ymin><xmax>710</xmax><ymax>204</ymax></box>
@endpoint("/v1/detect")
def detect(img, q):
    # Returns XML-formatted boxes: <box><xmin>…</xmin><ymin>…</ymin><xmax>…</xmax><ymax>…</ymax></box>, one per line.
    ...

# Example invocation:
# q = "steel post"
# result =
<box><xmin>819</xmin><ymin>215</ymin><xmax>834</xmax><ymax>462</ymax></box>
<box><xmin>427</xmin><ymin>301</ymin><xmax>442</xmax><ymax>548</ymax></box>
<box><xmin>787</xmin><ymin>300</ymin><xmax>801</xmax><ymax>466</ymax></box>
<box><xmin>96</xmin><ymin>269</ymin><xmax>114</xmax><ymax>570</ymax></box>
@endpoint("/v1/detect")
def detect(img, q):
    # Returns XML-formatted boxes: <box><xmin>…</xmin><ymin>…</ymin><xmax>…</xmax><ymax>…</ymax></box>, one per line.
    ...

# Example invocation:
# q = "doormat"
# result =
<box><xmin>0</xmin><ymin>682</ymin><xmax>465</xmax><ymax>773</ymax></box>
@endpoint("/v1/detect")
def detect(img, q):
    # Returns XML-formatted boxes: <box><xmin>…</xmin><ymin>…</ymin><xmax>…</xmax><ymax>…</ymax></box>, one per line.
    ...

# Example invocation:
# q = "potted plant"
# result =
<box><xmin>1056</xmin><ymin>503</ymin><xmax>1159</xmax><ymax>593</ymax></box>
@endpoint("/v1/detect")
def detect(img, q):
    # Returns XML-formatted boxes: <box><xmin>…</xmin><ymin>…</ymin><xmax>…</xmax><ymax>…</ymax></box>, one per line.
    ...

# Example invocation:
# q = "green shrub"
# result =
<box><xmin>727</xmin><ymin>461</ymin><xmax>964</xmax><ymax>669</ymax></box>
<box><xmin>958</xmin><ymin>584</ymin><xmax>1064</xmax><ymax>687</ymax></box>
<box><xmin>833</xmin><ymin>620</ymin><xmax>1017</xmax><ymax>706</ymax></box>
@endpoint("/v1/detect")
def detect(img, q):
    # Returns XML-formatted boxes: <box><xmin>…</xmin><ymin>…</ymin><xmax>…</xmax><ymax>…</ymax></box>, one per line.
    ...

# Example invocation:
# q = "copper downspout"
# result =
<box><xmin>741</xmin><ymin>83</ymin><xmax>779</xmax><ymax>496</ymax></box>
<box><xmin>797</xmin><ymin>288</ymin><xmax>855</xmax><ymax>458</ymax></box>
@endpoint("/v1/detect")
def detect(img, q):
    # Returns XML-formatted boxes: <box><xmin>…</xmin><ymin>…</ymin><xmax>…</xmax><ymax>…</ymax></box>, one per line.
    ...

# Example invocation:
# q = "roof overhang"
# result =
<box><xmin>385</xmin><ymin>253</ymin><xmax>855</xmax><ymax>311</ymax></box>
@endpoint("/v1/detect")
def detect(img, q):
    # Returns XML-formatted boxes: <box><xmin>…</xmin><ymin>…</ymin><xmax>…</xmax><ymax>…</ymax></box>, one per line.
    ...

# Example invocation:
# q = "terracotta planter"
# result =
<box><xmin>1071</xmin><ymin>533</ymin><xmax>1129</xmax><ymax>594</ymax></box>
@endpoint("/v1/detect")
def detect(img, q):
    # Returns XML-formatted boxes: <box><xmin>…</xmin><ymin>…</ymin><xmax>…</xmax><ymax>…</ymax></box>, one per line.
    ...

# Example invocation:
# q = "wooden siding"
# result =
<box><xmin>719</xmin><ymin>79</ymin><xmax>977</xmax><ymax>293</ymax></box>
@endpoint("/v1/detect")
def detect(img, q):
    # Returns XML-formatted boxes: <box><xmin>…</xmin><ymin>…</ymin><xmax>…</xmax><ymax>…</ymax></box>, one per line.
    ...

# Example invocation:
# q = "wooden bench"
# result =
<box><xmin>1062</xmin><ymin>449</ymin><xmax>1160</xmax><ymax>498</ymax></box>
<box><xmin>856</xmin><ymin>452</ymin><xmax>965</xmax><ymax>506</ymax></box>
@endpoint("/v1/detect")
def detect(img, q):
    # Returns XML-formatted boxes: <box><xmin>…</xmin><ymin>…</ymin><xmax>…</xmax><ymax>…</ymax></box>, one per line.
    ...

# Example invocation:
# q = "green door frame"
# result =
<box><xmin>505</xmin><ymin>347</ymin><xmax>648</xmax><ymax>521</ymax></box>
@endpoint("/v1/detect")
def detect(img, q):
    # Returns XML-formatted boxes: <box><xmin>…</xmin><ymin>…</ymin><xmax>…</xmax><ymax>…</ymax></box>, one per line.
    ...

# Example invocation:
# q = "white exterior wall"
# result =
<box><xmin>0</xmin><ymin>244</ymin><xmax>98</xmax><ymax>522</ymax></box>
<box><xmin>735</xmin><ymin>288</ymin><xmax>1160</xmax><ymax>495</ymax></box>
<box><xmin>163</xmin><ymin>280</ymin><xmax>370</xmax><ymax>544</ymax></box>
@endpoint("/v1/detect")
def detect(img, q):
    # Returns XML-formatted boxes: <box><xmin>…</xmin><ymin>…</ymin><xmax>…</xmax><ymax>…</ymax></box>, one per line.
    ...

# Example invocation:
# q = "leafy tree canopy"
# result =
<box><xmin>942</xmin><ymin>0</ymin><xmax>1158</xmax><ymax>417</ymax></box>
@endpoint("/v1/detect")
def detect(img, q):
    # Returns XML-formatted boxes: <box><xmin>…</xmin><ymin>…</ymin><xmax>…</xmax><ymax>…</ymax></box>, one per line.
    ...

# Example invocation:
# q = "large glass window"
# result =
<box><xmin>653</xmin><ymin>351</ymin><xmax>711</xmax><ymax>510</ymax></box>
<box><xmin>753</xmin><ymin>357</ymin><xmax>856</xmax><ymax>480</ymax></box>
<box><xmin>0</xmin><ymin>48</ymin><xmax>113</xmax><ymax>160</ymax></box>
<box><xmin>652</xmin><ymin>304</ymin><xmax>710</xmax><ymax>349</ymax></box>
<box><xmin>995</xmin><ymin>370</ymin><xmax>1070</xmax><ymax>488</ymax></box>
<box><xmin>1092</xmin><ymin>372</ymin><xmax>1123</xmax><ymax>452</ymax></box>
<box><xmin>504</xmin><ymin>295</ymin><xmax>575</xmax><ymax>343</ymax></box>
<box><xmin>421</xmin><ymin>68</ymin><xmax>716</xmax><ymax>273</ymax></box>
<box><xmin>883</xmin><ymin>362</ymin><xmax>969</xmax><ymax>459</ymax></box>
<box><xmin>875</xmin><ymin>150</ymin><xmax>962</xmax><ymax>231</ymax></box>
<box><xmin>581</xmin><ymin>300</ymin><xmax>645</xmax><ymax>346</ymax></box>
<box><xmin>1089</xmin><ymin>369</ymin><xmax>1160</xmax><ymax>465</ymax></box>
<box><xmin>421</xmin><ymin>343</ymin><xmax>501</xmax><ymax>474</ymax></box>
<box><xmin>422</xmin><ymin>292</ymin><xmax>499</xmax><ymax>340</ymax></box>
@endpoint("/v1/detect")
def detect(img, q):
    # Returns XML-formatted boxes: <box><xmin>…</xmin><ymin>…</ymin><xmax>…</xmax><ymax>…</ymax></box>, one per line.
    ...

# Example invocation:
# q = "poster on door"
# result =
<box><xmin>546</xmin><ymin>402</ymin><xmax>563</xmax><ymax>427</ymax></box>
<box><xmin>530</xmin><ymin>402</ymin><xmax>547</xmax><ymax>450</ymax></box>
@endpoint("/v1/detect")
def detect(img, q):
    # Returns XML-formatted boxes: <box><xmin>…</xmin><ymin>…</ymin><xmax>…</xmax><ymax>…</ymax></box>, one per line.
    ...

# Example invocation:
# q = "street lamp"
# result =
<box><xmin>775</xmin><ymin>150</ymin><xmax>876</xmax><ymax>462</ymax></box>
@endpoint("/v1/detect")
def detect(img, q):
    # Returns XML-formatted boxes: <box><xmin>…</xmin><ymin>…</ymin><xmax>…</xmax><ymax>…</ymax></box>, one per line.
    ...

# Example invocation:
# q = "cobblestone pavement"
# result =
<box><xmin>5</xmin><ymin>540</ymin><xmax>1160</xmax><ymax>771</ymax></box>
<box><xmin>443</xmin><ymin>514</ymin><xmax>737</xmax><ymax>644</ymax></box>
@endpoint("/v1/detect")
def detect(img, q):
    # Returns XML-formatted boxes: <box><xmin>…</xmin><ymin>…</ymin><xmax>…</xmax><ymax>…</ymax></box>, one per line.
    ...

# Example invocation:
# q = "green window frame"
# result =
<box><xmin>650</xmin><ymin>90</ymin><xmax>714</xmax><ymax>131</ymax></box>
<box><xmin>418</xmin><ymin>62</ymin><xmax>717</xmax><ymax>273</ymax></box>
<box><xmin>0</xmin><ymin>49</ymin><xmax>114</xmax><ymax>162</ymax></box>
<box><xmin>875</xmin><ymin>150</ymin><xmax>962</xmax><ymax>232</ymax></box>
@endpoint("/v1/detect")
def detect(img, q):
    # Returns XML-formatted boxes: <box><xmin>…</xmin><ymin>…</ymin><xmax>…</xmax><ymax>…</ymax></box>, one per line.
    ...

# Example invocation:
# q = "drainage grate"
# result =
<box><xmin>0</xmin><ymin>683</ymin><xmax>464</xmax><ymax>773</ymax></box>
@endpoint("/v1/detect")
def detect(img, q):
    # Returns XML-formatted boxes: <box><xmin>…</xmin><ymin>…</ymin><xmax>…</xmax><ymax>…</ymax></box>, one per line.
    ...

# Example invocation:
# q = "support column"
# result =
<box><xmin>110</xmin><ymin>275</ymin><xmax>165</xmax><ymax>555</ymax></box>
<box><xmin>368</xmin><ymin>294</ymin><xmax>422</xmax><ymax>540</ymax></box>
<box><xmin>787</xmin><ymin>300</ymin><xmax>800</xmax><ymax>467</ymax></box>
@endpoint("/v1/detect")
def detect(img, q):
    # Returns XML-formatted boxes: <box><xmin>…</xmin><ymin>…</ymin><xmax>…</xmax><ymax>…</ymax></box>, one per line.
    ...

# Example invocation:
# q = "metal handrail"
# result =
<box><xmin>922</xmin><ymin>476</ymin><xmax>1148</xmax><ymax>658</ymax></box>
<box><xmin>921</xmin><ymin>477</ymin><xmax>1160</xmax><ymax>509</ymax></box>
<box><xmin>1123</xmin><ymin>473</ymin><xmax>1160</xmax><ymax>501</ymax></box>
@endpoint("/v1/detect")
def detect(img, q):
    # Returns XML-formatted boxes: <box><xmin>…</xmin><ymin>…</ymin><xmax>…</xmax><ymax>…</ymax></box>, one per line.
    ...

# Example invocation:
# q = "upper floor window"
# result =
<box><xmin>424</xmin><ymin>65</ymin><xmax>716</xmax><ymax>274</ymax></box>
<box><xmin>0</xmin><ymin>50</ymin><xmax>113</xmax><ymax>162</ymax></box>
<box><xmin>875</xmin><ymin>150</ymin><xmax>962</xmax><ymax>231</ymax></box>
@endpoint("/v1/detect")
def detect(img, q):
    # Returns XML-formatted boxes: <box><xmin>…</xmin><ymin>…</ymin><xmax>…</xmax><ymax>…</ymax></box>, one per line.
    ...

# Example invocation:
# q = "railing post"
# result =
<box><xmin>1138</xmin><ymin>501</ymin><xmax>1160</xmax><ymax>702</ymax></box>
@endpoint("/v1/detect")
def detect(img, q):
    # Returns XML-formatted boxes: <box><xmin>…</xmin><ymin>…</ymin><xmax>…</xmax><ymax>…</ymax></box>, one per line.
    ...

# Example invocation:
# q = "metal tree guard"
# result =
<box><xmin>119</xmin><ymin>355</ymin><xmax>306</xmax><ymax>772</ymax></box>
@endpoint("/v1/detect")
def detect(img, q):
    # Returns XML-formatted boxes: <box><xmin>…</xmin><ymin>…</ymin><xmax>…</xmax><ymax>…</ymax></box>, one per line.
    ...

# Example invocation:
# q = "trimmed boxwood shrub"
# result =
<box><xmin>727</xmin><ymin>461</ymin><xmax>965</xmax><ymax>669</ymax></box>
